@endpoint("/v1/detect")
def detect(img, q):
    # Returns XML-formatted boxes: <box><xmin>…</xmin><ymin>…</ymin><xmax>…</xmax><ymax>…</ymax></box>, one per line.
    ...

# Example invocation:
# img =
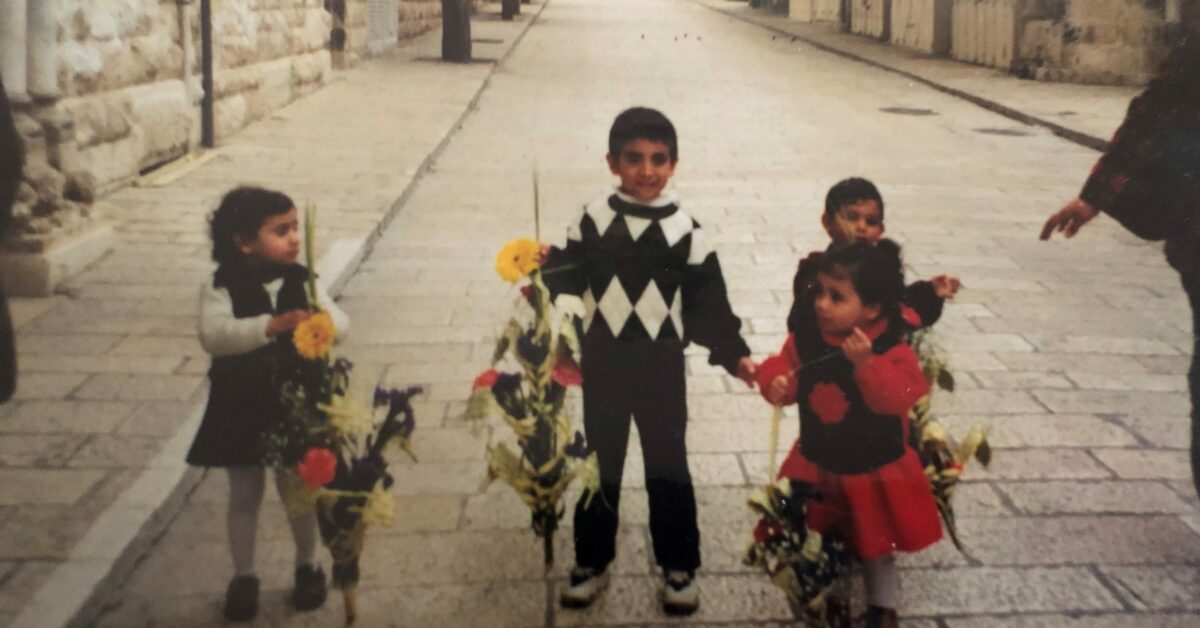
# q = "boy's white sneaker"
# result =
<box><xmin>560</xmin><ymin>566</ymin><xmax>609</xmax><ymax>608</ymax></box>
<box><xmin>661</xmin><ymin>570</ymin><xmax>699</xmax><ymax>616</ymax></box>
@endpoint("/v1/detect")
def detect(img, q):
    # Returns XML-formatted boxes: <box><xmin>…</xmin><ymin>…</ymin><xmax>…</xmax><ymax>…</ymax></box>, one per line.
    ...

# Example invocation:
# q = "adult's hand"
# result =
<box><xmin>1040</xmin><ymin>198</ymin><xmax>1099</xmax><ymax>240</ymax></box>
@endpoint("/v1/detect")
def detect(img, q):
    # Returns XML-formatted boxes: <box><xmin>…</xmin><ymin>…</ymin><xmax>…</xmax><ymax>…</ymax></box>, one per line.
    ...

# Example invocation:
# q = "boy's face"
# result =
<box><xmin>607</xmin><ymin>139</ymin><xmax>676</xmax><ymax>202</ymax></box>
<box><xmin>237</xmin><ymin>207</ymin><xmax>301</xmax><ymax>267</ymax></box>
<box><xmin>821</xmin><ymin>199</ymin><xmax>884</xmax><ymax>247</ymax></box>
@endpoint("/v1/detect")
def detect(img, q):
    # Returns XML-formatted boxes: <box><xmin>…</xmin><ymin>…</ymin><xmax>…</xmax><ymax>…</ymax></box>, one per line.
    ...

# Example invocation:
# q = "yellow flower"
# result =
<box><xmin>294</xmin><ymin>311</ymin><xmax>336</xmax><ymax>360</ymax></box>
<box><xmin>495</xmin><ymin>238</ymin><xmax>541</xmax><ymax>284</ymax></box>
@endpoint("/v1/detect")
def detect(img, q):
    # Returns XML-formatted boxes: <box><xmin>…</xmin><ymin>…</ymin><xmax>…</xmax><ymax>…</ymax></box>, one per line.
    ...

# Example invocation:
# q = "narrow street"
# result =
<box><xmin>94</xmin><ymin>0</ymin><xmax>1198</xmax><ymax>625</ymax></box>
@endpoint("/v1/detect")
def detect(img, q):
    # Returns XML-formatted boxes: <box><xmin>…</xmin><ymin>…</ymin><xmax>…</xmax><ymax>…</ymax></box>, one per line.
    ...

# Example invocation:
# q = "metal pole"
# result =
<box><xmin>200</xmin><ymin>0</ymin><xmax>214</xmax><ymax>148</ymax></box>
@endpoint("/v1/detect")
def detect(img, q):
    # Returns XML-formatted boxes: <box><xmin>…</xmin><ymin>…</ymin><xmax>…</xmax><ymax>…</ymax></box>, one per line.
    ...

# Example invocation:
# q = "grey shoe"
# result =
<box><xmin>661</xmin><ymin>570</ymin><xmax>699</xmax><ymax>616</ymax></box>
<box><xmin>560</xmin><ymin>566</ymin><xmax>610</xmax><ymax>608</ymax></box>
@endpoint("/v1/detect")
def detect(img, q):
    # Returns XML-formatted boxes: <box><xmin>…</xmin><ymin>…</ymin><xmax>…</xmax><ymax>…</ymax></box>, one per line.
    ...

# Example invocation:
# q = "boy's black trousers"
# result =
<box><xmin>573</xmin><ymin>340</ymin><xmax>700</xmax><ymax>572</ymax></box>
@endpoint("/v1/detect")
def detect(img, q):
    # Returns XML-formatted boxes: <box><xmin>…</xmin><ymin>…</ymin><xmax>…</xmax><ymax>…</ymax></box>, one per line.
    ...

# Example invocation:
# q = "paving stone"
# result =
<box><xmin>1099</xmin><ymin>565</ymin><xmax>1200</xmax><ymax>611</ymax></box>
<box><xmin>16</xmin><ymin>354</ymin><xmax>185</xmax><ymax>375</ymax></box>
<box><xmin>955</xmin><ymin>515</ymin><xmax>1200</xmax><ymax>566</ymax></box>
<box><xmin>1034</xmin><ymin>390</ymin><xmax>1192</xmax><ymax>415</ymax></box>
<box><xmin>11</xmin><ymin>373</ymin><xmax>89</xmax><ymax>400</ymax></box>
<box><xmin>996</xmin><ymin>480</ymin><xmax>1194</xmax><ymax>515</ymax></box>
<box><xmin>1092</xmin><ymin>449</ymin><xmax>1193</xmax><ymax>480</ymax></box>
<box><xmin>1120</xmin><ymin>414</ymin><xmax>1192</xmax><ymax>448</ymax></box>
<box><xmin>390</xmin><ymin>460</ymin><xmax>490</xmax><ymax>496</ymax></box>
<box><xmin>0</xmin><ymin>561</ymin><xmax>57</xmax><ymax>617</ymax></box>
<box><xmin>899</xmin><ymin>567</ymin><xmax>1122</xmax><ymax>615</ymax></box>
<box><xmin>1024</xmin><ymin>335</ymin><xmax>1179</xmax><ymax>356</ymax></box>
<box><xmin>688</xmin><ymin>418</ymin><xmax>799</xmax><ymax>454</ymax></box>
<box><xmin>992</xmin><ymin>352</ymin><xmax>1153</xmax><ymax>374</ymax></box>
<box><xmin>944</xmin><ymin>613</ymin><xmax>1200</xmax><ymax>627</ymax></box>
<box><xmin>972</xmin><ymin>371</ymin><xmax>1074</xmax><ymax>390</ymax></box>
<box><xmin>0</xmin><ymin>401</ymin><xmax>138</xmax><ymax>435</ymax></box>
<box><xmin>71</xmin><ymin>373</ymin><xmax>203</xmax><ymax>401</ymax></box>
<box><xmin>393</xmin><ymin>427</ymin><xmax>489</xmax><ymax>463</ymax></box>
<box><xmin>940</xmin><ymin>413</ymin><xmax>1138</xmax><ymax>448</ymax></box>
<box><xmin>0</xmin><ymin>506</ymin><xmax>95</xmax><ymax>559</ymax></box>
<box><xmin>970</xmin><ymin>448</ymin><xmax>1112</xmax><ymax>480</ymax></box>
<box><xmin>1136</xmin><ymin>355</ymin><xmax>1193</xmax><ymax>376</ymax></box>
<box><xmin>932</xmin><ymin>390</ymin><xmax>1047</xmax><ymax>415</ymax></box>
<box><xmin>0</xmin><ymin>434</ymin><xmax>85</xmax><ymax>467</ymax></box>
<box><xmin>940</xmin><ymin>333</ymin><xmax>1035</xmax><ymax>353</ymax></box>
<box><xmin>113</xmin><ymin>401</ymin><xmax>199</xmax><ymax>437</ymax></box>
<box><xmin>1067</xmin><ymin>372</ymin><xmax>1188</xmax><ymax>393</ymax></box>
<box><xmin>66</xmin><ymin>435</ymin><xmax>163</xmax><ymax>469</ymax></box>
<box><xmin>0</xmin><ymin>469</ymin><xmax>105</xmax><ymax>505</ymax></box>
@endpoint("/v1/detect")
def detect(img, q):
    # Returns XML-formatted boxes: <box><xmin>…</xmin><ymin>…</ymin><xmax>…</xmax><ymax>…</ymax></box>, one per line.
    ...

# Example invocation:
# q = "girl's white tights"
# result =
<box><xmin>227</xmin><ymin>467</ymin><xmax>318</xmax><ymax>576</ymax></box>
<box><xmin>863</xmin><ymin>554</ymin><xmax>898</xmax><ymax>609</ymax></box>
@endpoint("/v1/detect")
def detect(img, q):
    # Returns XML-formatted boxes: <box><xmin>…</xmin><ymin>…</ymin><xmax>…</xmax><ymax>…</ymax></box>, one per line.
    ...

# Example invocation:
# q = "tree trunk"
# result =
<box><xmin>441</xmin><ymin>0</ymin><xmax>472</xmax><ymax>62</ymax></box>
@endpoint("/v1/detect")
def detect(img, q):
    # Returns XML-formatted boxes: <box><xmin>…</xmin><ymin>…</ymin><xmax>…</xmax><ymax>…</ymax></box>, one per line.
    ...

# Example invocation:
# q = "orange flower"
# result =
<box><xmin>296</xmin><ymin>448</ymin><xmax>338</xmax><ymax>488</ymax></box>
<box><xmin>294</xmin><ymin>311</ymin><xmax>335</xmax><ymax>360</ymax></box>
<box><xmin>495</xmin><ymin>238</ymin><xmax>541</xmax><ymax>284</ymax></box>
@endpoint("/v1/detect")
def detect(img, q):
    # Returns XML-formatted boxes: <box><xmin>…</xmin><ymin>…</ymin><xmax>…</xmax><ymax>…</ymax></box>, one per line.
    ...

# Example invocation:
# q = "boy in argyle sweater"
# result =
<box><xmin>543</xmin><ymin>107</ymin><xmax>756</xmax><ymax>615</ymax></box>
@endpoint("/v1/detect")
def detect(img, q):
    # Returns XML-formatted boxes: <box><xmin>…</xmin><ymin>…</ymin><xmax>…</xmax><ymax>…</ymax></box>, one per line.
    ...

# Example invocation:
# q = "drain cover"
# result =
<box><xmin>974</xmin><ymin>127</ymin><xmax>1033</xmax><ymax>137</ymax></box>
<box><xmin>879</xmin><ymin>107</ymin><xmax>937</xmax><ymax>116</ymax></box>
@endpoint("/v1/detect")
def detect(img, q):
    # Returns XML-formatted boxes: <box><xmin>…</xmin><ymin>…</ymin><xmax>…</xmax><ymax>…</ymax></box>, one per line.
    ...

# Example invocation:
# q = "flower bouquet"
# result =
<box><xmin>464</xmin><ymin>237</ymin><xmax>599</xmax><ymax>570</ymax></box>
<box><xmin>743</xmin><ymin>479</ymin><xmax>851</xmax><ymax>625</ymax></box>
<box><xmin>266</xmin><ymin>205</ymin><xmax>422</xmax><ymax>624</ymax></box>
<box><xmin>908</xmin><ymin>328</ymin><xmax>991</xmax><ymax>552</ymax></box>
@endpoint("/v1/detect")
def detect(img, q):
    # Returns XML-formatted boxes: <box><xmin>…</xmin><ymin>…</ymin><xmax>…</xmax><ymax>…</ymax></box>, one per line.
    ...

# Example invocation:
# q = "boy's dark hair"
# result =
<box><xmin>819</xmin><ymin>239</ymin><xmax>905</xmax><ymax>322</ymax></box>
<box><xmin>608</xmin><ymin>107</ymin><xmax>678</xmax><ymax>162</ymax></box>
<box><xmin>824</xmin><ymin>177</ymin><xmax>884</xmax><ymax>219</ymax></box>
<box><xmin>209</xmin><ymin>186</ymin><xmax>295</xmax><ymax>266</ymax></box>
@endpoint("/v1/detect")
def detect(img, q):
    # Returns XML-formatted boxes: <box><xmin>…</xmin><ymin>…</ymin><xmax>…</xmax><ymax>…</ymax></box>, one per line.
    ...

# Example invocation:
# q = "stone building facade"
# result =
<box><xmin>789</xmin><ymin>0</ymin><xmax>1199</xmax><ymax>86</ymax></box>
<box><xmin>0</xmin><ymin>0</ymin><xmax>450</xmax><ymax>295</ymax></box>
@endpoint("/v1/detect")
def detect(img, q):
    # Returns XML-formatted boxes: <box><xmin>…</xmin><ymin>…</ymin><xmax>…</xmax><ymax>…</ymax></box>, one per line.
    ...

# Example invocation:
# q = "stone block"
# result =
<box><xmin>10</xmin><ymin>372</ymin><xmax>89</xmax><ymax>400</ymax></box>
<box><xmin>946</xmin><ymin>614</ymin><xmax>1200</xmax><ymax>628</ymax></box>
<box><xmin>1033</xmin><ymin>390</ymin><xmax>1191</xmax><ymax>415</ymax></box>
<box><xmin>71</xmin><ymin>373</ymin><xmax>203</xmax><ymax>402</ymax></box>
<box><xmin>956</xmin><ymin>515</ymin><xmax>1200</xmax><ymax>565</ymax></box>
<box><xmin>0</xmin><ymin>434</ymin><xmax>86</xmax><ymax>467</ymax></box>
<box><xmin>1121</xmin><ymin>414</ymin><xmax>1191</xmax><ymax>448</ymax></box>
<box><xmin>1092</xmin><ymin>448</ymin><xmax>1193</xmax><ymax>480</ymax></box>
<box><xmin>938</xmin><ymin>413</ymin><xmax>1137</xmax><ymax>448</ymax></box>
<box><xmin>995</xmin><ymin>480</ymin><xmax>1194</xmax><ymax>515</ymax></box>
<box><xmin>67</xmin><ymin>434</ymin><xmax>162</xmax><ymax>468</ymax></box>
<box><xmin>1099</xmin><ymin>565</ymin><xmax>1200</xmax><ymax>611</ymax></box>
<box><xmin>900</xmin><ymin>566</ymin><xmax>1122</xmax><ymax>615</ymax></box>
<box><xmin>0</xmin><ymin>469</ymin><xmax>105</xmax><ymax>505</ymax></box>
<box><xmin>970</xmin><ymin>448</ymin><xmax>1112</xmax><ymax>480</ymax></box>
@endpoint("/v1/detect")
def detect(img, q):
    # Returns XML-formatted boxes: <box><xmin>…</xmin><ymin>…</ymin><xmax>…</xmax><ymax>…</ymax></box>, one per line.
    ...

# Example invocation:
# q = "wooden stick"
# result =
<box><xmin>533</xmin><ymin>168</ymin><xmax>541</xmax><ymax>242</ymax></box>
<box><xmin>344</xmin><ymin>587</ymin><xmax>357</xmax><ymax>625</ymax></box>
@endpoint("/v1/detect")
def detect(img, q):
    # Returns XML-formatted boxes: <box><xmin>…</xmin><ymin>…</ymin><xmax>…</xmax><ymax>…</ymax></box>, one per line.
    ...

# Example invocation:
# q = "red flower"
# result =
<box><xmin>900</xmin><ymin>305</ymin><xmax>922</xmax><ymax>328</ymax></box>
<box><xmin>296</xmin><ymin>448</ymin><xmax>337</xmax><ymax>488</ymax></box>
<box><xmin>473</xmin><ymin>369</ymin><xmax>500</xmax><ymax>390</ymax></box>
<box><xmin>808</xmin><ymin>382</ymin><xmax>849</xmax><ymax>425</ymax></box>
<box><xmin>753</xmin><ymin>520</ymin><xmax>784</xmax><ymax>544</ymax></box>
<box><xmin>551</xmin><ymin>356</ymin><xmax>583</xmax><ymax>387</ymax></box>
<box><xmin>520</xmin><ymin>284</ymin><xmax>534</xmax><ymax>299</ymax></box>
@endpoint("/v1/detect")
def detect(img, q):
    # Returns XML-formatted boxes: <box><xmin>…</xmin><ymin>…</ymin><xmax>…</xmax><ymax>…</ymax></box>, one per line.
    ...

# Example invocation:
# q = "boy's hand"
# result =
<box><xmin>1040</xmin><ymin>197</ymin><xmax>1099</xmax><ymax>240</ymax></box>
<box><xmin>538</xmin><ymin>243</ymin><xmax>552</xmax><ymax>264</ymax></box>
<box><xmin>842</xmin><ymin>327</ymin><xmax>874</xmax><ymax>369</ymax></box>
<box><xmin>736</xmin><ymin>357</ymin><xmax>757</xmax><ymax>387</ymax></box>
<box><xmin>765</xmin><ymin>374</ymin><xmax>794</xmax><ymax>406</ymax></box>
<box><xmin>266</xmin><ymin>310</ymin><xmax>310</xmax><ymax>337</ymax></box>
<box><xmin>931</xmin><ymin>275</ymin><xmax>962</xmax><ymax>299</ymax></box>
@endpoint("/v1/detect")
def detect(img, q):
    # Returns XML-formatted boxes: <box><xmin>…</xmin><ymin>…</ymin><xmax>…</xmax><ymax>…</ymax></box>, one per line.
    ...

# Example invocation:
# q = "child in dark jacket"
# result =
<box><xmin>543</xmin><ymin>107</ymin><xmax>755</xmax><ymax>615</ymax></box>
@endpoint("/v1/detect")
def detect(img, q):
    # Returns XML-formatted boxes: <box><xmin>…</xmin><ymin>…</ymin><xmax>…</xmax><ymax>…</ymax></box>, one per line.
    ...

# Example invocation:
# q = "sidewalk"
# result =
<box><xmin>696</xmin><ymin>0</ymin><xmax>1141</xmax><ymax>150</ymax></box>
<box><xmin>0</xmin><ymin>5</ymin><xmax>545</xmax><ymax>626</ymax></box>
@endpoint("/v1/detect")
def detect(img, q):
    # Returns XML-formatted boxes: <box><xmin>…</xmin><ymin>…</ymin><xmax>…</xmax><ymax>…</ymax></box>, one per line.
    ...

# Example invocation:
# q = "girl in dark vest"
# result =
<box><xmin>759</xmin><ymin>241</ymin><xmax>941</xmax><ymax>628</ymax></box>
<box><xmin>187</xmin><ymin>186</ymin><xmax>349</xmax><ymax>621</ymax></box>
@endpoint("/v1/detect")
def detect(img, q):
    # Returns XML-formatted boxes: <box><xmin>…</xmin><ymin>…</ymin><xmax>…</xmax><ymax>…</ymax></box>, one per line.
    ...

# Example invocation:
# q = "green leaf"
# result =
<box><xmin>974</xmin><ymin>439</ymin><xmax>992</xmax><ymax>467</ymax></box>
<box><xmin>463</xmin><ymin>389</ymin><xmax>493</xmax><ymax>422</ymax></box>
<box><xmin>936</xmin><ymin>369</ymin><xmax>956</xmax><ymax>393</ymax></box>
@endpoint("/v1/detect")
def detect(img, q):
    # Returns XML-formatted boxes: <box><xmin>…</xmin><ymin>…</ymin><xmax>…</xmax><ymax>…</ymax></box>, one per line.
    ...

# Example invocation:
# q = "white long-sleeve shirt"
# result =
<box><xmin>197</xmin><ymin>277</ymin><xmax>350</xmax><ymax>357</ymax></box>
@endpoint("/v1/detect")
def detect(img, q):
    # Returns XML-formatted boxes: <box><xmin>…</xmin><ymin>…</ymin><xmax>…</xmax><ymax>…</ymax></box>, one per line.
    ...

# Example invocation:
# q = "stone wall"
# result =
<box><xmin>1016</xmin><ymin>0</ymin><xmax>1173</xmax><ymax>85</ymax></box>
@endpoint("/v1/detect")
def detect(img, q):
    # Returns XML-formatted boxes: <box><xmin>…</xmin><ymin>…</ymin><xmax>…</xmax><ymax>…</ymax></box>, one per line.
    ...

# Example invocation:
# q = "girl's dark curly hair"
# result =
<box><xmin>209</xmin><ymin>186</ymin><xmax>295</xmax><ymax>266</ymax></box>
<box><xmin>818</xmin><ymin>239</ymin><xmax>906</xmax><ymax>324</ymax></box>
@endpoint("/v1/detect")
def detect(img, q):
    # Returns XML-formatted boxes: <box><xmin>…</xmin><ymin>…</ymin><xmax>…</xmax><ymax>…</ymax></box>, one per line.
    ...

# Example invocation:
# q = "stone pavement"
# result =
<box><xmin>16</xmin><ymin>0</ymin><xmax>1200</xmax><ymax>625</ymax></box>
<box><xmin>0</xmin><ymin>4</ymin><xmax>543</xmax><ymax>626</ymax></box>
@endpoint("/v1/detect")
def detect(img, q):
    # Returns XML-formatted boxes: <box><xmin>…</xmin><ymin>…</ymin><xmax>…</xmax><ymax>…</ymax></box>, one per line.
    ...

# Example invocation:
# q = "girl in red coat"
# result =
<box><xmin>760</xmin><ymin>240</ymin><xmax>941</xmax><ymax>627</ymax></box>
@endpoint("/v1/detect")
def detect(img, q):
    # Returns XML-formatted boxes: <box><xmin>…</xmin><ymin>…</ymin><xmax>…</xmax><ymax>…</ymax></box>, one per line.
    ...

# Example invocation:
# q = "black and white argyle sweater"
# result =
<box><xmin>543</xmin><ymin>190</ymin><xmax>750</xmax><ymax>374</ymax></box>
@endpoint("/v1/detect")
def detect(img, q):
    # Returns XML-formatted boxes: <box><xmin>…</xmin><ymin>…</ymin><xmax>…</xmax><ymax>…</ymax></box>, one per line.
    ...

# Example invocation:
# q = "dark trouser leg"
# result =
<box><xmin>632</xmin><ymin>345</ymin><xmax>700</xmax><ymax>572</ymax></box>
<box><xmin>1167</xmin><ymin>237</ymin><xmax>1200</xmax><ymax>499</ymax></box>
<box><xmin>1182</xmin><ymin>272</ymin><xmax>1200</xmax><ymax>499</ymax></box>
<box><xmin>573</xmin><ymin>346</ymin><xmax>633</xmax><ymax>570</ymax></box>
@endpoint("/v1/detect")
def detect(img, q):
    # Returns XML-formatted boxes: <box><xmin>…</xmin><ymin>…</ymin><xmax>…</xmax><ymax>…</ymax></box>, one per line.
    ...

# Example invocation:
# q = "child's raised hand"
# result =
<box><xmin>931</xmin><ymin>274</ymin><xmax>962</xmax><ymax>299</ymax></box>
<box><xmin>736</xmin><ymin>356</ymin><xmax>757</xmax><ymax>388</ymax></box>
<box><xmin>266</xmin><ymin>310</ymin><xmax>311</xmax><ymax>337</ymax></box>
<box><xmin>765</xmin><ymin>374</ymin><xmax>794</xmax><ymax>406</ymax></box>
<box><xmin>842</xmin><ymin>327</ymin><xmax>874</xmax><ymax>368</ymax></box>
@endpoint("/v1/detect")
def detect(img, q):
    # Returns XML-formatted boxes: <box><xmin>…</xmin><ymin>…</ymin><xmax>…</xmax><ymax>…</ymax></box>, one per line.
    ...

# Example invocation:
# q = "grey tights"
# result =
<box><xmin>227</xmin><ymin>467</ymin><xmax>318</xmax><ymax>576</ymax></box>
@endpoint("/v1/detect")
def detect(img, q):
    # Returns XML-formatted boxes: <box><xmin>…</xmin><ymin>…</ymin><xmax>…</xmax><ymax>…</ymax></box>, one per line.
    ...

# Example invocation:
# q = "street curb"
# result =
<box><xmin>16</xmin><ymin>4</ymin><xmax>552</xmax><ymax>627</ymax></box>
<box><xmin>698</xmin><ymin>2</ymin><xmax>1111</xmax><ymax>153</ymax></box>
